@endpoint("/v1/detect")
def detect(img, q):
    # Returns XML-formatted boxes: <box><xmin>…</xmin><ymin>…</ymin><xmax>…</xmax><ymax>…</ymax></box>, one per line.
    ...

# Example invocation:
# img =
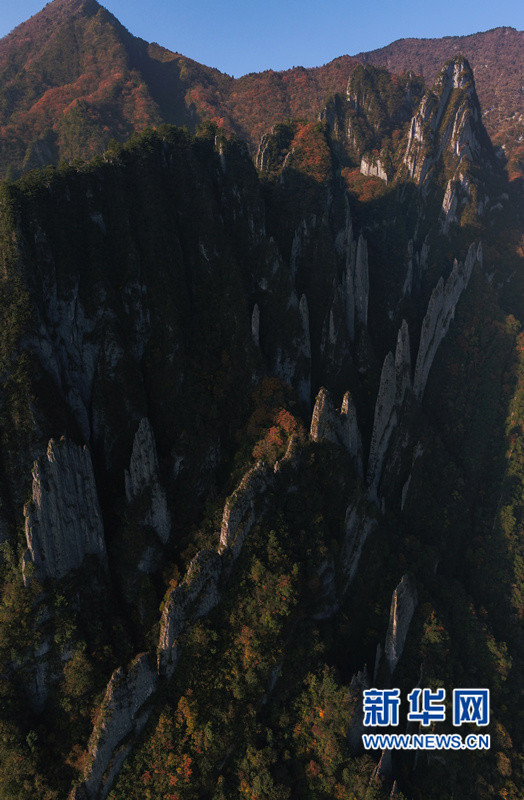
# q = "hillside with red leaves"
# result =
<box><xmin>0</xmin><ymin>0</ymin><xmax>521</xmax><ymax>178</ymax></box>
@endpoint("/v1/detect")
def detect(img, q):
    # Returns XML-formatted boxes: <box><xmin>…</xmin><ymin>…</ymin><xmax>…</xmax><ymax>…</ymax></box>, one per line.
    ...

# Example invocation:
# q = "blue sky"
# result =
<box><xmin>1</xmin><ymin>0</ymin><xmax>522</xmax><ymax>77</ymax></box>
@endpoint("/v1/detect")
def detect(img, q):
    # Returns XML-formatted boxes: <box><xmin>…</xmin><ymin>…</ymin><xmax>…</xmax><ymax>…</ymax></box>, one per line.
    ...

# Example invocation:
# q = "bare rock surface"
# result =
<box><xmin>23</xmin><ymin>437</ymin><xmax>107</xmax><ymax>585</ymax></box>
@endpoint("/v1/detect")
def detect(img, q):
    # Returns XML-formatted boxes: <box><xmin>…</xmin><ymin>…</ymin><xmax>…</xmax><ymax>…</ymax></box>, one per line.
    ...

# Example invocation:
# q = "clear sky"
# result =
<box><xmin>1</xmin><ymin>0</ymin><xmax>522</xmax><ymax>77</ymax></box>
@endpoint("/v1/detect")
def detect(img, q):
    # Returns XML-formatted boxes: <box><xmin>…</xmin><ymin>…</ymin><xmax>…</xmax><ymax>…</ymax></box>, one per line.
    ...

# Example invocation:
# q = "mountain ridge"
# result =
<box><xmin>0</xmin><ymin>0</ymin><xmax>521</xmax><ymax>178</ymax></box>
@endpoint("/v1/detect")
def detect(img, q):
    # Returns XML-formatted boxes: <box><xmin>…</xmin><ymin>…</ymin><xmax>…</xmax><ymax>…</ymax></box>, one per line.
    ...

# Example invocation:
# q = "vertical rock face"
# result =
<box><xmin>354</xmin><ymin>235</ymin><xmax>369</xmax><ymax>328</ymax></box>
<box><xmin>310</xmin><ymin>388</ymin><xmax>363</xmax><ymax>469</ymax></box>
<box><xmin>158</xmin><ymin>550</ymin><xmax>222</xmax><ymax>678</ymax></box>
<box><xmin>125</xmin><ymin>418</ymin><xmax>171</xmax><ymax>544</ymax></box>
<box><xmin>395</xmin><ymin>320</ymin><xmax>412</xmax><ymax>404</ymax></box>
<box><xmin>298</xmin><ymin>293</ymin><xmax>312</xmax><ymax>405</ymax></box>
<box><xmin>251</xmin><ymin>303</ymin><xmax>260</xmax><ymax>348</ymax></box>
<box><xmin>347</xmin><ymin>668</ymin><xmax>370</xmax><ymax>753</ymax></box>
<box><xmin>23</xmin><ymin>438</ymin><xmax>107</xmax><ymax>584</ymax></box>
<box><xmin>413</xmin><ymin>243</ymin><xmax>479</xmax><ymax>399</ymax></box>
<box><xmin>219</xmin><ymin>461</ymin><xmax>273</xmax><ymax>558</ymax></box>
<box><xmin>384</xmin><ymin>575</ymin><xmax>418</xmax><ymax>674</ymax></box>
<box><xmin>360</xmin><ymin>154</ymin><xmax>388</xmax><ymax>183</ymax></box>
<box><xmin>72</xmin><ymin>654</ymin><xmax>157</xmax><ymax>800</ymax></box>
<box><xmin>367</xmin><ymin>320</ymin><xmax>412</xmax><ymax>493</ymax></box>
<box><xmin>340</xmin><ymin>392</ymin><xmax>364</xmax><ymax>474</ymax></box>
<box><xmin>367</xmin><ymin>353</ymin><xmax>397</xmax><ymax>492</ymax></box>
<box><xmin>341</xmin><ymin>499</ymin><xmax>377</xmax><ymax>590</ymax></box>
<box><xmin>403</xmin><ymin>57</ymin><xmax>496</xmax><ymax>223</ymax></box>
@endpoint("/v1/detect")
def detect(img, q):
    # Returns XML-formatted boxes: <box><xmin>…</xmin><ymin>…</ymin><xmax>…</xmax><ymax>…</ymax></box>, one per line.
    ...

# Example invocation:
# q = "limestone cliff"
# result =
<box><xmin>219</xmin><ymin>461</ymin><xmax>274</xmax><ymax>559</ymax></box>
<box><xmin>360</xmin><ymin>153</ymin><xmax>388</xmax><ymax>183</ymax></box>
<box><xmin>341</xmin><ymin>498</ymin><xmax>377</xmax><ymax>590</ymax></box>
<box><xmin>384</xmin><ymin>575</ymin><xmax>418</xmax><ymax>674</ymax></box>
<box><xmin>157</xmin><ymin>549</ymin><xmax>221</xmax><ymax>678</ymax></box>
<box><xmin>354</xmin><ymin>235</ymin><xmax>369</xmax><ymax>329</ymax></box>
<box><xmin>71</xmin><ymin>654</ymin><xmax>157</xmax><ymax>800</ymax></box>
<box><xmin>23</xmin><ymin>438</ymin><xmax>107</xmax><ymax>585</ymax></box>
<box><xmin>125</xmin><ymin>418</ymin><xmax>171</xmax><ymax>544</ymax></box>
<box><xmin>402</xmin><ymin>56</ymin><xmax>497</xmax><ymax>224</ymax></box>
<box><xmin>367</xmin><ymin>320</ymin><xmax>412</xmax><ymax>493</ymax></box>
<box><xmin>310</xmin><ymin>387</ymin><xmax>362</xmax><ymax>470</ymax></box>
<box><xmin>413</xmin><ymin>242</ymin><xmax>480</xmax><ymax>399</ymax></box>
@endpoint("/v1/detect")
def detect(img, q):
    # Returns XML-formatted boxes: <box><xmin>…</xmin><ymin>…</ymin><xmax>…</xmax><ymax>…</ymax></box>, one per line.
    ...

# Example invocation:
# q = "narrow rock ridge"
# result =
<box><xmin>401</xmin><ymin>441</ymin><xmax>424</xmax><ymax>511</ymax></box>
<box><xmin>367</xmin><ymin>320</ymin><xmax>412</xmax><ymax>493</ymax></box>
<box><xmin>219</xmin><ymin>460</ymin><xmax>273</xmax><ymax>558</ymax></box>
<box><xmin>413</xmin><ymin>242</ymin><xmax>480</xmax><ymax>399</ymax></box>
<box><xmin>360</xmin><ymin>153</ymin><xmax>388</xmax><ymax>183</ymax></box>
<box><xmin>74</xmin><ymin>453</ymin><xmax>284</xmax><ymax>799</ymax></box>
<box><xmin>23</xmin><ymin>438</ymin><xmax>107</xmax><ymax>585</ymax></box>
<box><xmin>341</xmin><ymin>498</ymin><xmax>377</xmax><ymax>591</ymax></box>
<box><xmin>384</xmin><ymin>574</ymin><xmax>418</xmax><ymax>674</ymax></box>
<box><xmin>395</xmin><ymin>320</ymin><xmax>412</xmax><ymax>404</ymax></box>
<box><xmin>274</xmin><ymin>433</ymin><xmax>303</xmax><ymax>474</ymax></box>
<box><xmin>347</xmin><ymin>667</ymin><xmax>370</xmax><ymax>753</ymax></box>
<box><xmin>354</xmin><ymin>235</ymin><xmax>369</xmax><ymax>328</ymax></box>
<box><xmin>124</xmin><ymin>418</ymin><xmax>171</xmax><ymax>544</ymax></box>
<box><xmin>347</xmin><ymin>667</ymin><xmax>370</xmax><ymax>755</ymax></box>
<box><xmin>310</xmin><ymin>387</ymin><xmax>363</xmax><ymax>468</ymax></box>
<box><xmin>371</xmin><ymin>750</ymin><xmax>393</xmax><ymax>780</ymax></box>
<box><xmin>157</xmin><ymin>549</ymin><xmax>222</xmax><ymax>678</ymax></box>
<box><xmin>251</xmin><ymin>303</ymin><xmax>260</xmax><ymax>347</ymax></box>
<box><xmin>70</xmin><ymin>654</ymin><xmax>157</xmax><ymax>800</ymax></box>
<box><xmin>298</xmin><ymin>293</ymin><xmax>312</xmax><ymax>405</ymax></box>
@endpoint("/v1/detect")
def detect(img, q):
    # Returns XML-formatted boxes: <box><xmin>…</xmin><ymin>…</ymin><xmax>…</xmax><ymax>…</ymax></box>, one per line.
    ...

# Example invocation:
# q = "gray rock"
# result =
<box><xmin>310</xmin><ymin>387</ymin><xmax>363</xmax><ymax>469</ymax></box>
<box><xmin>347</xmin><ymin>668</ymin><xmax>370</xmax><ymax>753</ymax></box>
<box><xmin>251</xmin><ymin>303</ymin><xmax>260</xmax><ymax>348</ymax></box>
<box><xmin>125</xmin><ymin>418</ymin><xmax>171</xmax><ymax>544</ymax></box>
<box><xmin>341</xmin><ymin>499</ymin><xmax>377</xmax><ymax>590</ymax></box>
<box><xmin>72</xmin><ymin>654</ymin><xmax>157</xmax><ymax>800</ymax></box>
<box><xmin>23</xmin><ymin>438</ymin><xmax>107</xmax><ymax>585</ymax></box>
<box><xmin>367</xmin><ymin>353</ymin><xmax>397</xmax><ymax>492</ymax></box>
<box><xmin>354</xmin><ymin>235</ymin><xmax>369</xmax><ymax>328</ymax></box>
<box><xmin>367</xmin><ymin>320</ymin><xmax>412</xmax><ymax>493</ymax></box>
<box><xmin>395</xmin><ymin>319</ymin><xmax>412</xmax><ymax>404</ymax></box>
<box><xmin>274</xmin><ymin>433</ymin><xmax>303</xmax><ymax>474</ymax></box>
<box><xmin>219</xmin><ymin>461</ymin><xmax>273</xmax><ymax>558</ymax></box>
<box><xmin>413</xmin><ymin>242</ymin><xmax>479</xmax><ymax>399</ymax></box>
<box><xmin>158</xmin><ymin>549</ymin><xmax>222</xmax><ymax>678</ymax></box>
<box><xmin>372</xmin><ymin>749</ymin><xmax>393</xmax><ymax>780</ymax></box>
<box><xmin>384</xmin><ymin>575</ymin><xmax>418</xmax><ymax>674</ymax></box>
<box><xmin>360</xmin><ymin>154</ymin><xmax>388</xmax><ymax>183</ymax></box>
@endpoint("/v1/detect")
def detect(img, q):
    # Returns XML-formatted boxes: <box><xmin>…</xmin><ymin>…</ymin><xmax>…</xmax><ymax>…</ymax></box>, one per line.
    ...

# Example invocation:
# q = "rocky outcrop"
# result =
<box><xmin>395</xmin><ymin>320</ymin><xmax>412</xmax><ymax>404</ymax></box>
<box><xmin>274</xmin><ymin>433</ymin><xmax>303</xmax><ymax>474</ymax></box>
<box><xmin>384</xmin><ymin>575</ymin><xmax>417</xmax><ymax>674</ymax></box>
<box><xmin>157</xmin><ymin>549</ymin><xmax>221</xmax><ymax>678</ymax></box>
<box><xmin>341</xmin><ymin>499</ymin><xmax>377</xmax><ymax>590</ymax></box>
<box><xmin>298</xmin><ymin>294</ymin><xmax>312</xmax><ymax>405</ymax></box>
<box><xmin>310</xmin><ymin>388</ymin><xmax>362</xmax><ymax>469</ymax></box>
<box><xmin>354</xmin><ymin>235</ymin><xmax>369</xmax><ymax>329</ymax></box>
<box><xmin>347</xmin><ymin>668</ymin><xmax>370</xmax><ymax>753</ymax></box>
<box><xmin>367</xmin><ymin>320</ymin><xmax>412</xmax><ymax>493</ymax></box>
<box><xmin>219</xmin><ymin>461</ymin><xmax>273</xmax><ymax>558</ymax></box>
<box><xmin>71</xmin><ymin>654</ymin><xmax>157</xmax><ymax>800</ymax></box>
<box><xmin>372</xmin><ymin>750</ymin><xmax>393</xmax><ymax>780</ymax></box>
<box><xmin>251</xmin><ymin>303</ymin><xmax>260</xmax><ymax>347</ymax></box>
<box><xmin>23</xmin><ymin>438</ymin><xmax>107</xmax><ymax>585</ymax></box>
<box><xmin>125</xmin><ymin>418</ymin><xmax>171</xmax><ymax>544</ymax></box>
<box><xmin>413</xmin><ymin>242</ymin><xmax>480</xmax><ymax>399</ymax></box>
<box><xmin>340</xmin><ymin>392</ymin><xmax>364</xmax><ymax>475</ymax></box>
<box><xmin>360</xmin><ymin>153</ymin><xmax>388</xmax><ymax>183</ymax></box>
<box><xmin>403</xmin><ymin>57</ymin><xmax>496</xmax><ymax>223</ymax></box>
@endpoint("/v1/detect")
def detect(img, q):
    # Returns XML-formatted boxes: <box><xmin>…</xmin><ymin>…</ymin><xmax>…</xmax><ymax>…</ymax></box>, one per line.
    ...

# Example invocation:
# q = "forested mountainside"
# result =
<box><xmin>0</xmin><ymin>42</ymin><xmax>522</xmax><ymax>799</ymax></box>
<box><xmin>0</xmin><ymin>0</ymin><xmax>522</xmax><ymax>179</ymax></box>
